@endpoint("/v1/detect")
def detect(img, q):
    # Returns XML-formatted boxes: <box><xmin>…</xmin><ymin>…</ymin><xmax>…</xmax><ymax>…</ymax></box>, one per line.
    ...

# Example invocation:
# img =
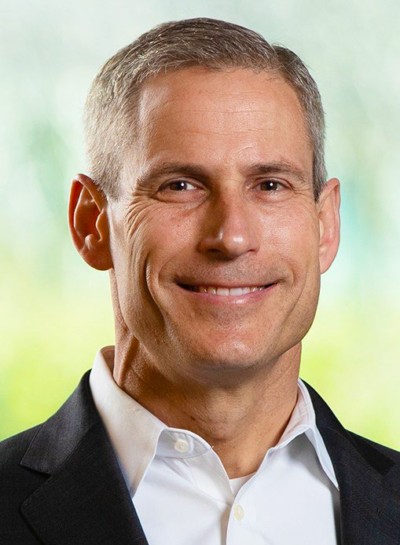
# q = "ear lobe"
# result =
<box><xmin>68</xmin><ymin>174</ymin><xmax>113</xmax><ymax>271</ymax></box>
<box><xmin>318</xmin><ymin>178</ymin><xmax>341</xmax><ymax>274</ymax></box>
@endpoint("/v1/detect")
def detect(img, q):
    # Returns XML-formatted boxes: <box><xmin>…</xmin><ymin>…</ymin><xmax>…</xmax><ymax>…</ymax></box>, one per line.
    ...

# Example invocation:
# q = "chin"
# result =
<box><xmin>180</xmin><ymin>337</ymin><xmax>273</xmax><ymax>375</ymax></box>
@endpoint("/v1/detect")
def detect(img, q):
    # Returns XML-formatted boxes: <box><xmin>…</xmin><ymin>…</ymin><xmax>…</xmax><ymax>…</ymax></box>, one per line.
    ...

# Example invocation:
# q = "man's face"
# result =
<box><xmin>108</xmin><ymin>67</ymin><xmax>334</xmax><ymax>383</ymax></box>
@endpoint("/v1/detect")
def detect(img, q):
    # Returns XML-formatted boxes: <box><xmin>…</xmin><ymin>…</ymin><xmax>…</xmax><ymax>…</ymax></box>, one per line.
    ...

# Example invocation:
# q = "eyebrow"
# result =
<box><xmin>136</xmin><ymin>160</ymin><xmax>309</xmax><ymax>187</ymax></box>
<box><xmin>246</xmin><ymin>162</ymin><xmax>309</xmax><ymax>184</ymax></box>
<box><xmin>137</xmin><ymin>163</ymin><xmax>209</xmax><ymax>187</ymax></box>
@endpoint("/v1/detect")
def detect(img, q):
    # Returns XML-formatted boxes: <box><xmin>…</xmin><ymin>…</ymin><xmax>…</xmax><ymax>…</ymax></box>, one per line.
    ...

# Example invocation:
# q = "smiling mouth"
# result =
<box><xmin>178</xmin><ymin>284</ymin><xmax>275</xmax><ymax>296</ymax></box>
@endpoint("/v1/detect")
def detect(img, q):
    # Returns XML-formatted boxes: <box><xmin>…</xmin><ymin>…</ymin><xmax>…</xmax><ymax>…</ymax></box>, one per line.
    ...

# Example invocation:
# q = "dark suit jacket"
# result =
<box><xmin>1</xmin><ymin>371</ymin><xmax>400</xmax><ymax>545</ymax></box>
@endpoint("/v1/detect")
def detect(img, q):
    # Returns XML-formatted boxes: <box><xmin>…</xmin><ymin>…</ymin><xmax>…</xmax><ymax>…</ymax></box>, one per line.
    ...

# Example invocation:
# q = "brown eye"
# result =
<box><xmin>165</xmin><ymin>181</ymin><xmax>196</xmax><ymax>191</ymax></box>
<box><xmin>260</xmin><ymin>180</ymin><xmax>283</xmax><ymax>191</ymax></box>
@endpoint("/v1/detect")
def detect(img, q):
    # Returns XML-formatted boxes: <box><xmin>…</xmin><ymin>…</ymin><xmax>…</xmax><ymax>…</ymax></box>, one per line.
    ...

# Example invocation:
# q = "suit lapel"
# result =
<box><xmin>306</xmin><ymin>382</ymin><xmax>400</xmax><ymax>545</ymax></box>
<box><xmin>19</xmin><ymin>372</ymin><xmax>148</xmax><ymax>545</ymax></box>
<box><xmin>18</xmin><ymin>371</ymin><xmax>400</xmax><ymax>544</ymax></box>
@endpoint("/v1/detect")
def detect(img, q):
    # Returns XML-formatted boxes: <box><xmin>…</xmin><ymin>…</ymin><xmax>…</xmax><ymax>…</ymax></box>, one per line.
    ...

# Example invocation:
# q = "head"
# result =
<box><xmin>84</xmin><ymin>18</ymin><xmax>327</xmax><ymax>202</ymax></box>
<box><xmin>69</xmin><ymin>19</ymin><xmax>340</xmax><ymax>388</ymax></box>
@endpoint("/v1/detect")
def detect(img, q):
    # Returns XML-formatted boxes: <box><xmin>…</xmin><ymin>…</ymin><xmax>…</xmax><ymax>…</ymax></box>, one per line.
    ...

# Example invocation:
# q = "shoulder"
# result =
<box><xmin>347</xmin><ymin>430</ymin><xmax>400</xmax><ymax>465</ymax></box>
<box><xmin>0</xmin><ymin>425</ymin><xmax>40</xmax><ymax>472</ymax></box>
<box><xmin>0</xmin><ymin>426</ymin><xmax>48</xmax><ymax>541</ymax></box>
<box><xmin>0</xmin><ymin>424</ymin><xmax>48</xmax><ymax>489</ymax></box>
<box><xmin>304</xmin><ymin>379</ymin><xmax>400</xmax><ymax>462</ymax></box>
<box><xmin>0</xmin><ymin>425</ymin><xmax>40</xmax><ymax>455</ymax></box>
<box><xmin>0</xmin><ymin>369</ymin><xmax>97</xmax><ymax>542</ymax></box>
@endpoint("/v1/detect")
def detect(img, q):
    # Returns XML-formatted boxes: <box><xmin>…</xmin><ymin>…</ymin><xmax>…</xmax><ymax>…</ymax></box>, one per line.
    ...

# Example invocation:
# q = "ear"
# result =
<box><xmin>317</xmin><ymin>177</ymin><xmax>341</xmax><ymax>274</ymax></box>
<box><xmin>68</xmin><ymin>174</ymin><xmax>113</xmax><ymax>271</ymax></box>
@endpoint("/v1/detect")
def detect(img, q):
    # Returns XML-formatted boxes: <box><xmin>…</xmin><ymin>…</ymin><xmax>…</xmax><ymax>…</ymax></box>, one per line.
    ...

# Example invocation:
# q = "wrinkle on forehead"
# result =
<box><xmin>129</xmin><ymin>67</ymin><xmax>312</xmax><ymax>183</ymax></box>
<box><xmin>137</xmin><ymin>67</ymin><xmax>295</xmax><ymax>125</ymax></box>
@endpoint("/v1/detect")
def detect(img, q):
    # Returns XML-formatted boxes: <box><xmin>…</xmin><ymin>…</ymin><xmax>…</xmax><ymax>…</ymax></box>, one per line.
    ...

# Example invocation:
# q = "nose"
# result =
<box><xmin>198</xmin><ymin>189</ymin><xmax>260</xmax><ymax>258</ymax></box>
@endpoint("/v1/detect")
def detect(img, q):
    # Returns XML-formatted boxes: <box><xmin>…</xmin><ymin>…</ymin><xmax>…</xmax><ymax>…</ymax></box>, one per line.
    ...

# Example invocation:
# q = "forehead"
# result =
<box><xmin>133</xmin><ymin>67</ymin><xmax>312</xmax><ymax>177</ymax></box>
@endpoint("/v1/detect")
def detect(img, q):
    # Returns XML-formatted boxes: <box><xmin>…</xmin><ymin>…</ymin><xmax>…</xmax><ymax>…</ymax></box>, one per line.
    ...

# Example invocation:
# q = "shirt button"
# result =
<box><xmin>234</xmin><ymin>504</ymin><xmax>244</xmax><ymax>521</ymax></box>
<box><xmin>174</xmin><ymin>439</ymin><xmax>189</xmax><ymax>453</ymax></box>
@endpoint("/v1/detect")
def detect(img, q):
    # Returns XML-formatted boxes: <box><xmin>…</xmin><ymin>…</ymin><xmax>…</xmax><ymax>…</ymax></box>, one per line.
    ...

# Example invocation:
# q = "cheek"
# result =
<box><xmin>264</xmin><ymin>207</ymin><xmax>321</xmax><ymax>346</ymax></box>
<box><xmin>145</xmin><ymin>209</ymin><xmax>201</xmax><ymax>294</ymax></box>
<box><xmin>111</xmin><ymin>195</ymin><xmax>200</xmax><ymax>285</ymax></box>
<box><xmin>116</xmin><ymin>201</ymin><xmax>197</xmax><ymax>299</ymax></box>
<box><xmin>108</xmin><ymin>200</ymin><xmax>176</xmax><ymax>338</ymax></box>
<box><xmin>260</xmin><ymin>204</ymin><xmax>320</xmax><ymax>282</ymax></box>
<box><xmin>110</xmin><ymin>200</ymin><xmax>165</xmax><ymax>305</ymax></box>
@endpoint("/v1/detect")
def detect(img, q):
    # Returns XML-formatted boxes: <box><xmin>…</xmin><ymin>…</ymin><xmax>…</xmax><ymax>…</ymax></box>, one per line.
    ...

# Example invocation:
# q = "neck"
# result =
<box><xmin>113</xmin><ymin>335</ymin><xmax>301</xmax><ymax>479</ymax></box>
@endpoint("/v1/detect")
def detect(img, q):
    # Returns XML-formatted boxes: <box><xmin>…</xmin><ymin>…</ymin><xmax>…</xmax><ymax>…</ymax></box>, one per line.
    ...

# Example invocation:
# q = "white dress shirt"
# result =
<box><xmin>90</xmin><ymin>346</ymin><xmax>341</xmax><ymax>544</ymax></box>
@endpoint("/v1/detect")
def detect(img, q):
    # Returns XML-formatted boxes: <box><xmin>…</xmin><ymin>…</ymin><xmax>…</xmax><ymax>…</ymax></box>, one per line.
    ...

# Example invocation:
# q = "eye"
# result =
<box><xmin>162</xmin><ymin>180</ymin><xmax>197</xmax><ymax>191</ymax></box>
<box><xmin>259</xmin><ymin>180</ymin><xmax>285</xmax><ymax>191</ymax></box>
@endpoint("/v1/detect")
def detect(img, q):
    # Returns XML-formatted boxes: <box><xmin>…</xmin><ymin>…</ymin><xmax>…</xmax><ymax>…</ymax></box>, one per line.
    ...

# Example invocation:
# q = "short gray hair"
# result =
<box><xmin>84</xmin><ymin>18</ymin><xmax>327</xmax><ymax>201</ymax></box>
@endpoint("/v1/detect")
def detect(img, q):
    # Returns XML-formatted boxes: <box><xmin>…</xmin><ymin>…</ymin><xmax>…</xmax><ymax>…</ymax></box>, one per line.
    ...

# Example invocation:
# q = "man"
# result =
<box><xmin>1</xmin><ymin>17</ymin><xmax>399</xmax><ymax>545</ymax></box>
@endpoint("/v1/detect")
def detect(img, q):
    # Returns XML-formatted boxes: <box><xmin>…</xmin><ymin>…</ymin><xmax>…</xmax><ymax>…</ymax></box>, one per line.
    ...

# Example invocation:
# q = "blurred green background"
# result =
<box><xmin>1</xmin><ymin>0</ymin><xmax>399</xmax><ymax>446</ymax></box>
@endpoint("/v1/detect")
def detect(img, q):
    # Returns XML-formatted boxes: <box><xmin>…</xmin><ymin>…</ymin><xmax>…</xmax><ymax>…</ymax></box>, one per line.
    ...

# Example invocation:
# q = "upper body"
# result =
<box><xmin>1</xmin><ymin>16</ymin><xmax>397</xmax><ymax>544</ymax></box>
<box><xmin>2</xmin><ymin>351</ymin><xmax>400</xmax><ymax>544</ymax></box>
<box><xmin>89</xmin><ymin>346</ymin><xmax>340</xmax><ymax>544</ymax></box>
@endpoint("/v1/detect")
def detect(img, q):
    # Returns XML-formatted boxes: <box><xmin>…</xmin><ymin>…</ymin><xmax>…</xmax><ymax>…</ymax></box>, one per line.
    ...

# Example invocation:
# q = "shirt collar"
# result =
<box><xmin>90</xmin><ymin>346</ymin><xmax>339</xmax><ymax>495</ymax></box>
<box><xmin>279</xmin><ymin>378</ymin><xmax>339</xmax><ymax>489</ymax></box>
<box><xmin>90</xmin><ymin>346</ymin><xmax>166</xmax><ymax>495</ymax></box>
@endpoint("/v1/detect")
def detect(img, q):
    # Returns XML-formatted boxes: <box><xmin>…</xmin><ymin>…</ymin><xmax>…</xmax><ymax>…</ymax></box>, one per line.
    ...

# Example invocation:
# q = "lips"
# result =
<box><xmin>178</xmin><ymin>284</ymin><xmax>274</xmax><ymax>296</ymax></box>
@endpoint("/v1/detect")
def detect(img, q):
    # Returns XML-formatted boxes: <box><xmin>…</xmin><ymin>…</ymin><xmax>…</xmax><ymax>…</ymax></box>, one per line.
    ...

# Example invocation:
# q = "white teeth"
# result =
<box><xmin>216</xmin><ymin>288</ymin><xmax>229</xmax><ymax>296</ymax></box>
<box><xmin>196</xmin><ymin>286</ymin><xmax>265</xmax><ymax>296</ymax></box>
<box><xmin>230</xmin><ymin>288</ymin><xmax>244</xmax><ymax>296</ymax></box>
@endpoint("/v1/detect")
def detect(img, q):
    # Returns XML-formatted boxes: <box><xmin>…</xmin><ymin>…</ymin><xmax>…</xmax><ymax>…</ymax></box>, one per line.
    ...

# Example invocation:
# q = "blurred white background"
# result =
<box><xmin>1</xmin><ymin>0</ymin><xmax>399</xmax><ymax>446</ymax></box>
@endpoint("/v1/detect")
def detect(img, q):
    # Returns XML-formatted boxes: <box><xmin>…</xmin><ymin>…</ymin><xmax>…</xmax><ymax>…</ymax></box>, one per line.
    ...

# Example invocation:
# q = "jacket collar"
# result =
<box><xmin>20</xmin><ymin>372</ymin><xmax>400</xmax><ymax>545</ymax></box>
<box><xmin>305</xmin><ymin>381</ymin><xmax>400</xmax><ymax>545</ymax></box>
<box><xmin>20</xmin><ymin>371</ymin><xmax>148</xmax><ymax>545</ymax></box>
